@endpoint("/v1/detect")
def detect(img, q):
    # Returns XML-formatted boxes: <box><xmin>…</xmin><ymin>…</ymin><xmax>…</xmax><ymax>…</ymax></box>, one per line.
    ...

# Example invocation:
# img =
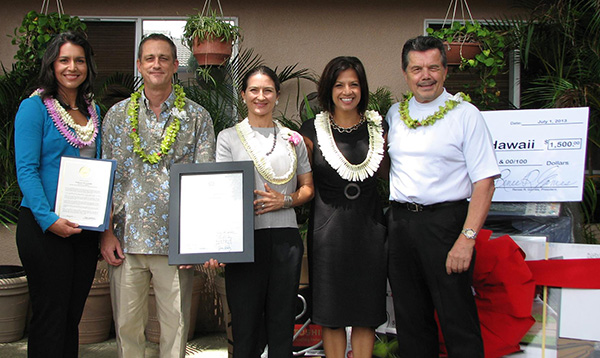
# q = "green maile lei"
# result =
<box><xmin>127</xmin><ymin>84</ymin><xmax>186</xmax><ymax>164</ymax></box>
<box><xmin>399</xmin><ymin>92</ymin><xmax>470</xmax><ymax>129</ymax></box>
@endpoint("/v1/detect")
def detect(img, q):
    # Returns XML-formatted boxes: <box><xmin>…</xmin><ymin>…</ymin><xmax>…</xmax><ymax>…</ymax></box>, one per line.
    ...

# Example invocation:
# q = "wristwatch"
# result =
<box><xmin>283</xmin><ymin>195</ymin><xmax>293</xmax><ymax>209</ymax></box>
<box><xmin>461</xmin><ymin>228</ymin><xmax>477</xmax><ymax>240</ymax></box>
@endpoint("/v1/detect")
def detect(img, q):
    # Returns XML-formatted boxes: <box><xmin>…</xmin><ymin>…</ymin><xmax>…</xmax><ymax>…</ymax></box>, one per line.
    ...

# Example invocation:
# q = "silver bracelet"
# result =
<box><xmin>283</xmin><ymin>195</ymin><xmax>293</xmax><ymax>208</ymax></box>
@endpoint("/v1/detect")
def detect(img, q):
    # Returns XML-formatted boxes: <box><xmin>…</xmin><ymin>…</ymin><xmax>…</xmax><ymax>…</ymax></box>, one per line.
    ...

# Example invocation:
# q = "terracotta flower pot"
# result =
<box><xmin>193</xmin><ymin>35</ymin><xmax>232</xmax><ymax>66</ymax></box>
<box><xmin>79</xmin><ymin>264</ymin><xmax>112</xmax><ymax>344</ymax></box>
<box><xmin>444</xmin><ymin>42</ymin><xmax>482</xmax><ymax>65</ymax></box>
<box><xmin>0</xmin><ymin>266</ymin><xmax>29</xmax><ymax>343</ymax></box>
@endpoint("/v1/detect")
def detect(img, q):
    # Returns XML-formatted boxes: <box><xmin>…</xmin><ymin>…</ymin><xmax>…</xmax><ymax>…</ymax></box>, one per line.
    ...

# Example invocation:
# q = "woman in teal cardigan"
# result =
<box><xmin>14</xmin><ymin>32</ymin><xmax>101</xmax><ymax>358</ymax></box>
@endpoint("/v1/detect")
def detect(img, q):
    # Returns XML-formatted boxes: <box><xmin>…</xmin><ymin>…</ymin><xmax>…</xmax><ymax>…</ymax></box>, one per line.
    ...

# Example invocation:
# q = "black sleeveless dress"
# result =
<box><xmin>299</xmin><ymin>118</ymin><xmax>387</xmax><ymax>327</ymax></box>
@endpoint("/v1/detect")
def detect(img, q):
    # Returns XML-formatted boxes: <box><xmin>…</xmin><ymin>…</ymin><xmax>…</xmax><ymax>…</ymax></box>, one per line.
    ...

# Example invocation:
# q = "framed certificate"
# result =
<box><xmin>168</xmin><ymin>161</ymin><xmax>255</xmax><ymax>265</ymax></box>
<box><xmin>55</xmin><ymin>156</ymin><xmax>117</xmax><ymax>232</ymax></box>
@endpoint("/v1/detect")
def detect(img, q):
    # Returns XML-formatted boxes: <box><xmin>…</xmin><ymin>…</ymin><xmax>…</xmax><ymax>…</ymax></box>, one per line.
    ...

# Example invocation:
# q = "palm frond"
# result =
<box><xmin>96</xmin><ymin>72</ymin><xmax>143</xmax><ymax>114</ymax></box>
<box><xmin>0</xmin><ymin>70</ymin><xmax>25</xmax><ymax>225</ymax></box>
<box><xmin>368</xmin><ymin>87</ymin><xmax>395</xmax><ymax>115</ymax></box>
<box><xmin>226</xmin><ymin>48</ymin><xmax>264</xmax><ymax>92</ymax></box>
<box><xmin>274</xmin><ymin>64</ymin><xmax>317</xmax><ymax>85</ymax></box>
<box><xmin>0</xmin><ymin>180</ymin><xmax>20</xmax><ymax>226</ymax></box>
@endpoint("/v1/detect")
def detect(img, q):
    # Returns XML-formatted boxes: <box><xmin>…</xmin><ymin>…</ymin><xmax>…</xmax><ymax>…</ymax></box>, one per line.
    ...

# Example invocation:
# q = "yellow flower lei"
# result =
<box><xmin>128</xmin><ymin>84</ymin><xmax>185</xmax><ymax>164</ymax></box>
<box><xmin>399</xmin><ymin>92</ymin><xmax>470</xmax><ymax>129</ymax></box>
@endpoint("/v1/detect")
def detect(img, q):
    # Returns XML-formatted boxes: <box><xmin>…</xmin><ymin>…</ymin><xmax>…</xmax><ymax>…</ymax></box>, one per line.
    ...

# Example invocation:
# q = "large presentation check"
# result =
<box><xmin>482</xmin><ymin>107</ymin><xmax>589</xmax><ymax>202</ymax></box>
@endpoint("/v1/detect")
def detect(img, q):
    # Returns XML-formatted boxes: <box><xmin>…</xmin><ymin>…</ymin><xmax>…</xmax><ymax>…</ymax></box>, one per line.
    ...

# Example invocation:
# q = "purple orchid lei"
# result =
<box><xmin>32</xmin><ymin>89</ymin><xmax>99</xmax><ymax>148</ymax></box>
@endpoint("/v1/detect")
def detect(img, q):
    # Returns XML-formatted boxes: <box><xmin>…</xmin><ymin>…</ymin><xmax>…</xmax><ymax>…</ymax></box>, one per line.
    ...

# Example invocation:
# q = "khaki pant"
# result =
<box><xmin>109</xmin><ymin>254</ymin><xmax>193</xmax><ymax>358</ymax></box>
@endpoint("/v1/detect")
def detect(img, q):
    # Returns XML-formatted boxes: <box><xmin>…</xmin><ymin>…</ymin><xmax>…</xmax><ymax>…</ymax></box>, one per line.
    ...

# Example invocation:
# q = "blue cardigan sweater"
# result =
<box><xmin>15</xmin><ymin>95</ymin><xmax>102</xmax><ymax>232</ymax></box>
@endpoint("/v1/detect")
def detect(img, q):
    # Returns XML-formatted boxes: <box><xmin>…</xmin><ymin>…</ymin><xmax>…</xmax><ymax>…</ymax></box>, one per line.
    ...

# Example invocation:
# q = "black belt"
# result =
<box><xmin>391</xmin><ymin>199</ymin><xmax>467</xmax><ymax>213</ymax></box>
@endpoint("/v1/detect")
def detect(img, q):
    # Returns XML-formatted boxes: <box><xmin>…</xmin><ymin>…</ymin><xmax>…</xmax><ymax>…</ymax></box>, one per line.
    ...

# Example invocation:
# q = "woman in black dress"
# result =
<box><xmin>299</xmin><ymin>56</ymin><xmax>387</xmax><ymax>358</ymax></box>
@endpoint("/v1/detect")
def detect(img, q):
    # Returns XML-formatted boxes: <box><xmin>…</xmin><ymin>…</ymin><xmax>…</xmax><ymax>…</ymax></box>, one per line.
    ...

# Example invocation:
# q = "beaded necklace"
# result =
<box><xmin>265</xmin><ymin>125</ymin><xmax>277</xmax><ymax>156</ymax></box>
<box><xmin>31</xmin><ymin>89</ymin><xmax>99</xmax><ymax>149</ymax></box>
<box><xmin>329</xmin><ymin>113</ymin><xmax>366</xmax><ymax>133</ymax></box>
<box><xmin>315</xmin><ymin>110</ymin><xmax>385</xmax><ymax>182</ymax></box>
<box><xmin>127</xmin><ymin>84</ymin><xmax>186</xmax><ymax>164</ymax></box>
<box><xmin>399</xmin><ymin>92</ymin><xmax>470</xmax><ymax>129</ymax></box>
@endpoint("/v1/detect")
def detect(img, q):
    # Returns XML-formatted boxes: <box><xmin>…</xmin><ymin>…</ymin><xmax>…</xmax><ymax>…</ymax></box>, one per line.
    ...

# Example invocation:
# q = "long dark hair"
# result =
<box><xmin>317</xmin><ymin>56</ymin><xmax>369</xmax><ymax>115</ymax></box>
<box><xmin>38</xmin><ymin>32</ymin><xmax>97</xmax><ymax>115</ymax></box>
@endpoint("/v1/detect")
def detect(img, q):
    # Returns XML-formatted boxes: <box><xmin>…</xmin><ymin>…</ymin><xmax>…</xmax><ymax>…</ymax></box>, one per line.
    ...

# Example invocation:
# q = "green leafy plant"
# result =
<box><xmin>11</xmin><ymin>11</ymin><xmax>87</xmax><ymax>85</ymax></box>
<box><xmin>183</xmin><ymin>47</ymin><xmax>262</xmax><ymax>135</ymax></box>
<box><xmin>96</xmin><ymin>72</ymin><xmax>143</xmax><ymax>114</ymax></box>
<box><xmin>368</xmin><ymin>86</ymin><xmax>395</xmax><ymax>116</ymax></box>
<box><xmin>502</xmin><ymin>0</ymin><xmax>600</xmax><ymax>161</ymax></box>
<box><xmin>581</xmin><ymin>176</ymin><xmax>598</xmax><ymax>244</ymax></box>
<box><xmin>0</xmin><ymin>68</ymin><xmax>24</xmax><ymax>226</ymax></box>
<box><xmin>427</xmin><ymin>20</ymin><xmax>507</xmax><ymax>109</ymax></box>
<box><xmin>373</xmin><ymin>334</ymin><xmax>399</xmax><ymax>358</ymax></box>
<box><xmin>182</xmin><ymin>9</ymin><xmax>241</xmax><ymax>49</ymax></box>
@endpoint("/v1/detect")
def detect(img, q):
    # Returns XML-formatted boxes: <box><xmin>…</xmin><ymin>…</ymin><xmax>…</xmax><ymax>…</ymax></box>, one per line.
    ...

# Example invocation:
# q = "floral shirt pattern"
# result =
<box><xmin>102</xmin><ymin>89</ymin><xmax>215</xmax><ymax>255</ymax></box>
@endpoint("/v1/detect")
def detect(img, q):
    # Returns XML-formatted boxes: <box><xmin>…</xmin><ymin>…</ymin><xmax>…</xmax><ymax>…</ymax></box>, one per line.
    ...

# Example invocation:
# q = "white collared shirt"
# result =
<box><xmin>386</xmin><ymin>89</ymin><xmax>500</xmax><ymax>205</ymax></box>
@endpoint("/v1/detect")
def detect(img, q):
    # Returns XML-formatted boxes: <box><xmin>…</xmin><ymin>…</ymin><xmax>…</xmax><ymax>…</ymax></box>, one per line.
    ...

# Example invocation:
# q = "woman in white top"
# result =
<box><xmin>209</xmin><ymin>66</ymin><xmax>314</xmax><ymax>358</ymax></box>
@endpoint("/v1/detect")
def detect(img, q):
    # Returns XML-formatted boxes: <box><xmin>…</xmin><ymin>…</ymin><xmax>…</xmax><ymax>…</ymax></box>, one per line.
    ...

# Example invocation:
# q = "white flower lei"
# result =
<box><xmin>235</xmin><ymin>118</ymin><xmax>297</xmax><ymax>185</ymax></box>
<box><xmin>315</xmin><ymin>110</ymin><xmax>384</xmax><ymax>182</ymax></box>
<box><xmin>53</xmin><ymin>101</ymin><xmax>96</xmax><ymax>141</ymax></box>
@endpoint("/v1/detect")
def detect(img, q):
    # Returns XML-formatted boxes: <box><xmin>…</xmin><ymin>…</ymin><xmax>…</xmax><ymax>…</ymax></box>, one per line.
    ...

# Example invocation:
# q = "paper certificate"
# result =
<box><xmin>55</xmin><ymin>156</ymin><xmax>116</xmax><ymax>231</ymax></box>
<box><xmin>179</xmin><ymin>172</ymin><xmax>244</xmax><ymax>254</ymax></box>
<box><xmin>482</xmin><ymin>107</ymin><xmax>589</xmax><ymax>202</ymax></box>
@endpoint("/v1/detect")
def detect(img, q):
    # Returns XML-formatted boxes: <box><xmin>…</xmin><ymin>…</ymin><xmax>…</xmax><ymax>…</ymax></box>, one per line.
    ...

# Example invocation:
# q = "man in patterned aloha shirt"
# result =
<box><xmin>100</xmin><ymin>33</ymin><xmax>215</xmax><ymax>358</ymax></box>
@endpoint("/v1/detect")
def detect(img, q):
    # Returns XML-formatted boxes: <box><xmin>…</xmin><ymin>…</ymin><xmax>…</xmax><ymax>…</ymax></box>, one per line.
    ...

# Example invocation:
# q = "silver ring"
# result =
<box><xmin>261</xmin><ymin>203</ymin><xmax>265</xmax><ymax>208</ymax></box>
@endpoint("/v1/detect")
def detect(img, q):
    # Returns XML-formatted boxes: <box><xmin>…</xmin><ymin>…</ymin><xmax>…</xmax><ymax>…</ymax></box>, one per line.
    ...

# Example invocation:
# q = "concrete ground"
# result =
<box><xmin>0</xmin><ymin>332</ymin><xmax>228</xmax><ymax>358</ymax></box>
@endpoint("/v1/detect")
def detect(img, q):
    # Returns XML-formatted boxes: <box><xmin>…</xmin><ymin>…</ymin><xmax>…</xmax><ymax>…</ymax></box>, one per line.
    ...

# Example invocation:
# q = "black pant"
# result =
<box><xmin>387</xmin><ymin>201</ymin><xmax>484</xmax><ymax>358</ymax></box>
<box><xmin>16</xmin><ymin>207</ymin><xmax>99</xmax><ymax>358</ymax></box>
<box><xmin>225</xmin><ymin>228</ymin><xmax>303</xmax><ymax>358</ymax></box>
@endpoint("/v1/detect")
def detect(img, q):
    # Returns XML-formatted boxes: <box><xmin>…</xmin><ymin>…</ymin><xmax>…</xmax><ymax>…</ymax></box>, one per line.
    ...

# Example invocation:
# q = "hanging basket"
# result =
<box><xmin>444</xmin><ymin>41</ymin><xmax>482</xmax><ymax>65</ymax></box>
<box><xmin>193</xmin><ymin>35</ymin><xmax>233</xmax><ymax>66</ymax></box>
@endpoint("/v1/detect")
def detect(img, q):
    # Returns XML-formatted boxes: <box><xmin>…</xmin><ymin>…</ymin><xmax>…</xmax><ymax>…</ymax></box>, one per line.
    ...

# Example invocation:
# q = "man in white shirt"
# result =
<box><xmin>385</xmin><ymin>35</ymin><xmax>500</xmax><ymax>357</ymax></box>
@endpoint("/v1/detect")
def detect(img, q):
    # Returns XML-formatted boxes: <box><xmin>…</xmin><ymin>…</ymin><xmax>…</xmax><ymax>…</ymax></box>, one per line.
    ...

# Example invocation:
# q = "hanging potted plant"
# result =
<box><xmin>425</xmin><ymin>0</ymin><xmax>508</xmax><ymax>66</ymax></box>
<box><xmin>426</xmin><ymin>0</ymin><xmax>484</xmax><ymax>65</ymax></box>
<box><xmin>426</xmin><ymin>21</ymin><xmax>484</xmax><ymax>65</ymax></box>
<box><xmin>427</xmin><ymin>20</ymin><xmax>507</xmax><ymax>108</ymax></box>
<box><xmin>424</xmin><ymin>0</ymin><xmax>508</xmax><ymax>109</ymax></box>
<box><xmin>183</xmin><ymin>7</ymin><xmax>241</xmax><ymax>67</ymax></box>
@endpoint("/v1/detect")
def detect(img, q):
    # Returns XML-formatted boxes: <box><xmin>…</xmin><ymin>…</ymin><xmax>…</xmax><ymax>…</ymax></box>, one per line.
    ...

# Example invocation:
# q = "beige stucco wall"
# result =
<box><xmin>0</xmin><ymin>0</ymin><xmax>519</xmax><ymax>104</ymax></box>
